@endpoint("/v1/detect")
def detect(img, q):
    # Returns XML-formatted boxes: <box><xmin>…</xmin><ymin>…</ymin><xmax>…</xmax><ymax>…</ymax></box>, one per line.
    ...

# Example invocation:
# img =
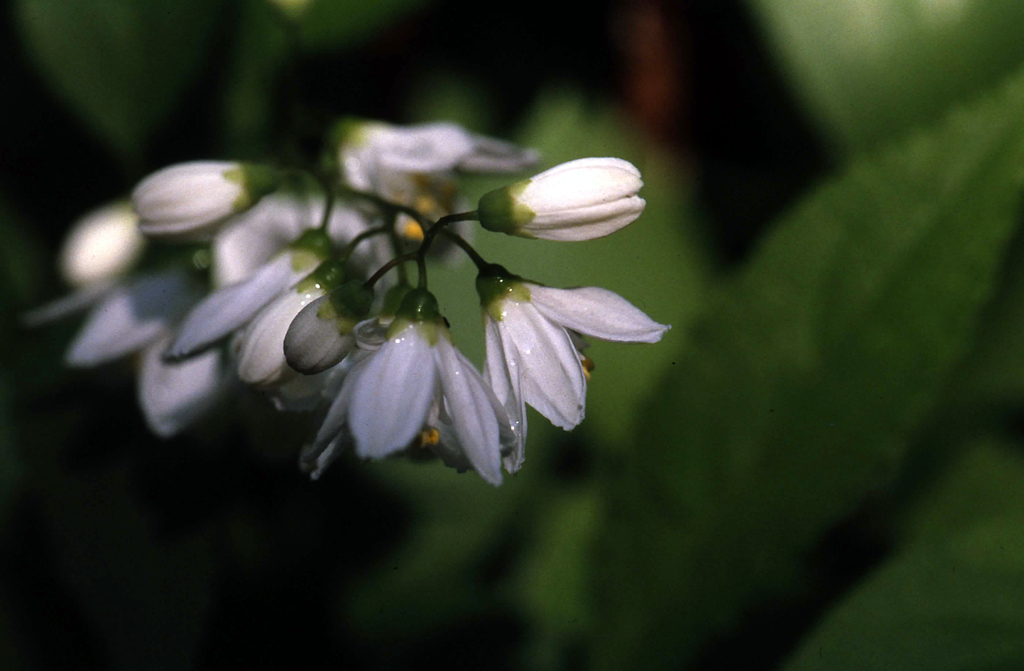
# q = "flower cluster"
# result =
<box><xmin>30</xmin><ymin>120</ymin><xmax>669</xmax><ymax>485</ymax></box>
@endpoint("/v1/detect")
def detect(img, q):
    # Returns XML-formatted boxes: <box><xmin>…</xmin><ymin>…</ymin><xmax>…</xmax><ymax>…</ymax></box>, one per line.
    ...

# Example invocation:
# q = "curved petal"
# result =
<box><xmin>434</xmin><ymin>336</ymin><xmax>504</xmax><ymax>486</ymax></box>
<box><xmin>66</xmin><ymin>271</ymin><xmax>194</xmax><ymax>367</ymax></box>
<box><xmin>500</xmin><ymin>301</ymin><xmax>586</xmax><ymax>430</ymax></box>
<box><xmin>21</xmin><ymin>280</ymin><xmax>116</xmax><ymax>328</ymax></box>
<box><xmin>167</xmin><ymin>254</ymin><xmax>297</xmax><ymax>359</ymax></box>
<box><xmin>374</xmin><ymin>123</ymin><xmax>477</xmax><ymax>174</ymax></box>
<box><xmin>483</xmin><ymin>315</ymin><xmax>526</xmax><ymax>473</ymax></box>
<box><xmin>237</xmin><ymin>287</ymin><xmax>323</xmax><ymax>388</ymax></box>
<box><xmin>527</xmin><ymin>284</ymin><xmax>670</xmax><ymax>343</ymax></box>
<box><xmin>212</xmin><ymin>193</ymin><xmax>314</xmax><ymax>288</ymax></box>
<box><xmin>138</xmin><ymin>333</ymin><xmax>230</xmax><ymax>438</ymax></box>
<box><xmin>349</xmin><ymin>323</ymin><xmax>436</xmax><ymax>459</ymax></box>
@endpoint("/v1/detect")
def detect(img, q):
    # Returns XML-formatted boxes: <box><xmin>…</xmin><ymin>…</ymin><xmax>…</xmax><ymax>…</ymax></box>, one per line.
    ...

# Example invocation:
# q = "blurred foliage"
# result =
<box><xmin>2</xmin><ymin>1</ymin><xmax>1024</xmax><ymax>670</ymax></box>
<box><xmin>751</xmin><ymin>0</ymin><xmax>1024</xmax><ymax>154</ymax></box>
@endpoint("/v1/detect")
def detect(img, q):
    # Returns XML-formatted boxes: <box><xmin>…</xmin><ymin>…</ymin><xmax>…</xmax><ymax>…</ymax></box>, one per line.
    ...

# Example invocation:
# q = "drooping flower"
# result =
<box><xmin>166</xmin><ymin>228</ymin><xmax>335</xmax><ymax>359</ymax></box>
<box><xmin>132</xmin><ymin>161</ymin><xmax>281</xmax><ymax>240</ymax></box>
<box><xmin>308</xmin><ymin>288</ymin><xmax>514</xmax><ymax>485</ymax></box>
<box><xmin>477</xmin><ymin>157</ymin><xmax>645</xmax><ymax>241</ymax></box>
<box><xmin>476</xmin><ymin>264</ymin><xmax>669</xmax><ymax>471</ymax></box>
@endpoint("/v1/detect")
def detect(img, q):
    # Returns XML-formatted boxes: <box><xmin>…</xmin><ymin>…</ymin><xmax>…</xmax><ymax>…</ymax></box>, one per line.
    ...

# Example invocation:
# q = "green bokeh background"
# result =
<box><xmin>2</xmin><ymin>1</ymin><xmax>1024</xmax><ymax>669</ymax></box>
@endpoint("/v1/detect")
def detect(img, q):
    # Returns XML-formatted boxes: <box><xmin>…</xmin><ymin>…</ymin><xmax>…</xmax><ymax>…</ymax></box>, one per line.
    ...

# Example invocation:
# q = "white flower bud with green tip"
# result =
<box><xmin>477</xmin><ymin>158</ymin><xmax>645</xmax><ymax>241</ymax></box>
<box><xmin>132</xmin><ymin>161</ymin><xmax>281</xmax><ymax>241</ymax></box>
<box><xmin>59</xmin><ymin>201</ymin><xmax>146</xmax><ymax>288</ymax></box>
<box><xmin>284</xmin><ymin>279</ymin><xmax>373</xmax><ymax>375</ymax></box>
<box><xmin>236</xmin><ymin>259</ymin><xmax>348</xmax><ymax>389</ymax></box>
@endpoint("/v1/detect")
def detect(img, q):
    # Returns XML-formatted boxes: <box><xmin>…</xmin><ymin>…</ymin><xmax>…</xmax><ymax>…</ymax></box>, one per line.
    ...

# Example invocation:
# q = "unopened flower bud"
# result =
<box><xmin>477</xmin><ymin>158</ymin><xmax>644</xmax><ymax>241</ymax></box>
<box><xmin>284</xmin><ymin>279</ymin><xmax>372</xmax><ymax>374</ymax></box>
<box><xmin>132</xmin><ymin>161</ymin><xmax>281</xmax><ymax>240</ymax></box>
<box><xmin>59</xmin><ymin>202</ymin><xmax>146</xmax><ymax>287</ymax></box>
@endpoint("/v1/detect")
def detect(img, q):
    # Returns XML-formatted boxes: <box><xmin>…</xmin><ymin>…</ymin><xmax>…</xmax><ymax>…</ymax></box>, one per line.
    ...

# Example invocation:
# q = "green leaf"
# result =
<box><xmin>783</xmin><ymin>514</ymin><xmax>1024</xmax><ymax>670</ymax></box>
<box><xmin>751</xmin><ymin>0</ymin><xmax>1024</xmax><ymax>153</ymax></box>
<box><xmin>14</xmin><ymin>0</ymin><xmax>225</xmax><ymax>161</ymax></box>
<box><xmin>294</xmin><ymin>0</ymin><xmax>430</xmax><ymax>51</ymax></box>
<box><xmin>594</xmin><ymin>65</ymin><xmax>1024</xmax><ymax>669</ymax></box>
<box><xmin>37</xmin><ymin>458</ymin><xmax>215</xmax><ymax>671</ymax></box>
<box><xmin>897</xmin><ymin>438</ymin><xmax>1024</xmax><ymax>547</ymax></box>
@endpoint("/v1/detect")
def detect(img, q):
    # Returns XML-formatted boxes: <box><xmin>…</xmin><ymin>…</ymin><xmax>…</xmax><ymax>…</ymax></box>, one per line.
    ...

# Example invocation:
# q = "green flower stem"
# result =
<box><xmin>337</xmin><ymin>185</ymin><xmax>432</xmax><ymax>227</ymax></box>
<box><xmin>440</xmin><ymin>229</ymin><xmax>489</xmax><ymax>270</ymax></box>
<box><xmin>364</xmin><ymin>253</ymin><xmax>417</xmax><ymax>290</ymax></box>
<box><xmin>340</xmin><ymin>226</ymin><xmax>388</xmax><ymax>264</ymax></box>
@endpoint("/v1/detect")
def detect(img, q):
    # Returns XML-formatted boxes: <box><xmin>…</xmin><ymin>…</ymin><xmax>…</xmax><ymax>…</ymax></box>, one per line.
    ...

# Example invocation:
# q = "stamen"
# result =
<box><xmin>582</xmin><ymin>356</ymin><xmax>595</xmax><ymax>381</ymax></box>
<box><xmin>418</xmin><ymin>428</ymin><xmax>440</xmax><ymax>447</ymax></box>
<box><xmin>400</xmin><ymin>219</ymin><xmax>425</xmax><ymax>242</ymax></box>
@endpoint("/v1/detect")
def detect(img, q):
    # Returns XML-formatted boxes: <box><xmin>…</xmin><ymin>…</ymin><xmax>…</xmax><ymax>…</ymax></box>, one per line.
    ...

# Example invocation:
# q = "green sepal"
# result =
<box><xmin>477</xmin><ymin>180</ymin><xmax>535</xmax><ymax>235</ymax></box>
<box><xmin>296</xmin><ymin>258</ymin><xmax>346</xmax><ymax>293</ymax></box>
<box><xmin>288</xmin><ymin>229</ymin><xmax>333</xmax><ymax>270</ymax></box>
<box><xmin>476</xmin><ymin>263</ymin><xmax>531</xmax><ymax>321</ymax></box>
<box><xmin>317</xmin><ymin>279</ymin><xmax>373</xmax><ymax>323</ymax></box>
<box><xmin>396</xmin><ymin>288</ymin><xmax>441</xmax><ymax>322</ymax></box>
<box><xmin>380</xmin><ymin>283</ymin><xmax>413</xmax><ymax>317</ymax></box>
<box><xmin>328</xmin><ymin>117</ymin><xmax>372</xmax><ymax>153</ymax></box>
<box><xmin>224</xmin><ymin>163</ymin><xmax>281</xmax><ymax>212</ymax></box>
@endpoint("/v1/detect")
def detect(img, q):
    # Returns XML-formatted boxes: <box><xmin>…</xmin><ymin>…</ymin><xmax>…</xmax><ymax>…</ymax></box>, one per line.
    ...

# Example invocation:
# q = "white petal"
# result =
<box><xmin>21</xmin><ymin>281</ymin><xmax>116</xmax><ymax>328</ymax></box>
<box><xmin>523</xmin><ymin>197</ymin><xmax>646</xmax><ymax>240</ymax></box>
<box><xmin>311</xmin><ymin>354</ymin><xmax>371</xmax><ymax>456</ymax></box>
<box><xmin>373</xmin><ymin>123</ymin><xmax>477</xmax><ymax>174</ymax></box>
<box><xmin>434</xmin><ymin>336</ymin><xmax>503</xmax><ymax>486</ymax></box>
<box><xmin>66</xmin><ymin>271</ymin><xmax>195</xmax><ymax>367</ymax></box>
<box><xmin>300</xmin><ymin>434</ymin><xmax>346</xmax><ymax>480</ymax></box>
<box><xmin>167</xmin><ymin>254</ymin><xmax>298</xmax><ymax>359</ymax></box>
<box><xmin>133</xmin><ymin>161</ymin><xmax>243</xmax><ymax>239</ymax></box>
<box><xmin>527</xmin><ymin>284</ymin><xmax>670</xmax><ymax>343</ymax></box>
<box><xmin>500</xmin><ymin>301</ymin><xmax>586</xmax><ymax>430</ymax></box>
<box><xmin>349</xmin><ymin>323</ymin><xmax>436</xmax><ymax>459</ymax></box>
<box><xmin>522</xmin><ymin>157</ymin><xmax>642</xmax><ymax>211</ymax></box>
<box><xmin>212</xmin><ymin>192</ymin><xmax>313</xmax><ymax>288</ymax></box>
<box><xmin>483</xmin><ymin>316</ymin><xmax>526</xmax><ymax>473</ymax></box>
<box><xmin>138</xmin><ymin>333</ymin><xmax>229</xmax><ymax>437</ymax></box>
<box><xmin>236</xmin><ymin>285</ymin><xmax>324</xmax><ymax>388</ymax></box>
<box><xmin>457</xmin><ymin>136</ymin><xmax>540</xmax><ymax>173</ymax></box>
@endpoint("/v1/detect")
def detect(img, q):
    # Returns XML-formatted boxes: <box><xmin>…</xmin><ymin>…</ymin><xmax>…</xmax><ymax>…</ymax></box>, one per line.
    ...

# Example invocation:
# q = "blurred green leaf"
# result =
<box><xmin>751</xmin><ymin>0</ymin><xmax>1024</xmax><ymax>153</ymax></box>
<box><xmin>294</xmin><ymin>0</ymin><xmax>430</xmax><ymax>51</ymax></box>
<box><xmin>38</xmin><ymin>460</ymin><xmax>215</xmax><ymax>671</ymax></box>
<box><xmin>14</xmin><ymin>0</ymin><xmax>225</xmax><ymax>161</ymax></box>
<box><xmin>897</xmin><ymin>438</ymin><xmax>1024</xmax><ymax>547</ymax></box>
<box><xmin>783</xmin><ymin>514</ymin><xmax>1024</xmax><ymax>670</ymax></box>
<box><xmin>595</xmin><ymin>66</ymin><xmax>1024</xmax><ymax>668</ymax></box>
<box><xmin>222</xmin><ymin>0</ymin><xmax>290</xmax><ymax>156</ymax></box>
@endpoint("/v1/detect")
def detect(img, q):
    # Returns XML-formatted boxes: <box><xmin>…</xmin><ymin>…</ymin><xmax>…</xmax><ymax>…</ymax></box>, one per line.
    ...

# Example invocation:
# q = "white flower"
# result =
<box><xmin>477</xmin><ymin>265</ymin><xmax>669</xmax><ymax>470</ymax></box>
<box><xmin>138</xmin><ymin>333</ymin><xmax>231</xmax><ymax>438</ymax></box>
<box><xmin>477</xmin><ymin>157</ymin><xmax>645</xmax><ymax>241</ymax></box>
<box><xmin>132</xmin><ymin>161</ymin><xmax>280</xmax><ymax>240</ymax></box>
<box><xmin>334</xmin><ymin>119</ymin><xmax>538</xmax><ymax>269</ymax></box>
<box><xmin>65</xmin><ymin>270</ymin><xmax>197</xmax><ymax>367</ymax></box>
<box><xmin>166</xmin><ymin>229</ymin><xmax>334</xmax><ymax>360</ymax></box>
<box><xmin>234</xmin><ymin>260</ymin><xmax>348</xmax><ymax>388</ymax></box>
<box><xmin>58</xmin><ymin>201</ymin><xmax>146</xmax><ymax>288</ymax></box>
<box><xmin>334</xmin><ymin>120</ymin><xmax>539</xmax><ymax>187</ymax></box>
<box><xmin>308</xmin><ymin>289</ymin><xmax>514</xmax><ymax>485</ymax></box>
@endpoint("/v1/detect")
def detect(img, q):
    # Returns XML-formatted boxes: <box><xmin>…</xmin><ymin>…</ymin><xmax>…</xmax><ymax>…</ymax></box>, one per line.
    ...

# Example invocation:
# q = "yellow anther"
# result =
<box><xmin>582</xmin><ymin>357</ymin><xmax>595</xmax><ymax>381</ymax></box>
<box><xmin>413</xmin><ymin>194</ymin><xmax>438</xmax><ymax>216</ymax></box>
<box><xmin>418</xmin><ymin>428</ymin><xmax>440</xmax><ymax>447</ymax></box>
<box><xmin>400</xmin><ymin>219</ymin><xmax>425</xmax><ymax>242</ymax></box>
